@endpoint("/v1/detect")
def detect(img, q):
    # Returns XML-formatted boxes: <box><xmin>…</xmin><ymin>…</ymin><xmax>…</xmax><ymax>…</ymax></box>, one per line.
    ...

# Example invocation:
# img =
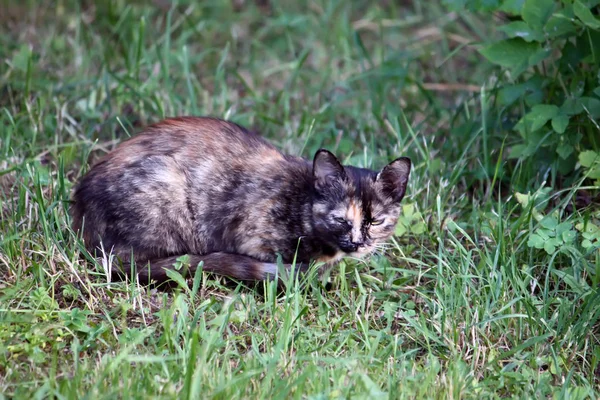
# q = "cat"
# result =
<box><xmin>71</xmin><ymin>117</ymin><xmax>411</xmax><ymax>284</ymax></box>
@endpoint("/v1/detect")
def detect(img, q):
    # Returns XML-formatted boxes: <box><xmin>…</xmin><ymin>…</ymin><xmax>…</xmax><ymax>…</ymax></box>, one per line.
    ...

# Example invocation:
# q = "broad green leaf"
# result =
<box><xmin>576</xmin><ymin>221</ymin><xmax>600</xmax><ymax>234</ymax></box>
<box><xmin>500</xmin><ymin>0</ymin><xmax>525</xmax><ymax>15</ymax></box>
<box><xmin>499</xmin><ymin>21</ymin><xmax>543</xmax><ymax>42</ymax></box>
<box><xmin>395</xmin><ymin>221</ymin><xmax>408</xmax><ymax>237</ymax></box>
<box><xmin>479</xmin><ymin>39</ymin><xmax>539</xmax><ymax>72</ymax></box>
<box><xmin>561</xmin><ymin>98</ymin><xmax>585</xmax><ymax>115</ymax></box>
<box><xmin>164</xmin><ymin>268</ymin><xmax>189</xmax><ymax>290</ymax></box>
<box><xmin>588</xmin><ymin>167</ymin><xmax>600</xmax><ymax>179</ymax></box>
<box><xmin>516</xmin><ymin>104</ymin><xmax>559</xmax><ymax>134</ymax></box>
<box><xmin>527</xmin><ymin>233</ymin><xmax>545</xmax><ymax>248</ymax></box>
<box><xmin>543</xmin><ymin>240</ymin><xmax>556</xmax><ymax>254</ymax></box>
<box><xmin>555</xmin><ymin>222</ymin><xmax>572</xmax><ymax>237</ymax></box>
<box><xmin>545</xmin><ymin>14</ymin><xmax>578</xmax><ymax>38</ymax></box>
<box><xmin>528</xmin><ymin>47</ymin><xmax>552</xmax><ymax>66</ymax></box>
<box><xmin>509</xmin><ymin>144</ymin><xmax>530</xmax><ymax>159</ymax></box>
<box><xmin>498</xmin><ymin>76</ymin><xmax>544</xmax><ymax>106</ymax></box>
<box><xmin>525</xmin><ymin>88</ymin><xmax>544</xmax><ymax>106</ymax></box>
<box><xmin>541</xmin><ymin>216</ymin><xmax>558</xmax><ymax>229</ymax></box>
<box><xmin>529</xmin><ymin>104</ymin><xmax>559</xmax><ymax>130</ymax></box>
<box><xmin>402</xmin><ymin>203</ymin><xmax>416</xmax><ymax>217</ymax></box>
<box><xmin>412</xmin><ymin>222</ymin><xmax>426</xmax><ymax>234</ymax></box>
<box><xmin>174</xmin><ymin>254</ymin><xmax>191</xmax><ymax>270</ymax></box>
<box><xmin>562</xmin><ymin>230</ymin><xmax>576</xmax><ymax>243</ymax></box>
<box><xmin>551</xmin><ymin>114</ymin><xmax>569</xmax><ymax>133</ymax></box>
<box><xmin>522</xmin><ymin>0</ymin><xmax>555</xmax><ymax>31</ymax></box>
<box><xmin>498</xmin><ymin>84</ymin><xmax>527</xmax><ymax>105</ymax></box>
<box><xmin>557</xmin><ymin>154</ymin><xmax>578</xmax><ymax>175</ymax></box>
<box><xmin>556</xmin><ymin>144</ymin><xmax>574</xmax><ymax>160</ymax></box>
<box><xmin>580</xmin><ymin>97</ymin><xmax>600</xmax><ymax>118</ymax></box>
<box><xmin>538</xmin><ymin>229</ymin><xmax>552</xmax><ymax>241</ymax></box>
<box><xmin>515</xmin><ymin>192</ymin><xmax>532</xmax><ymax>207</ymax></box>
<box><xmin>573</xmin><ymin>0</ymin><xmax>600</xmax><ymax>29</ymax></box>
<box><xmin>579</xmin><ymin>150</ymin><xmax>600</xmax><ymax>178</ymax></box>
<box><xmin>579</xmin><ymin>150</ymin><xmax>600</xmax><ymax>168</ymax></box>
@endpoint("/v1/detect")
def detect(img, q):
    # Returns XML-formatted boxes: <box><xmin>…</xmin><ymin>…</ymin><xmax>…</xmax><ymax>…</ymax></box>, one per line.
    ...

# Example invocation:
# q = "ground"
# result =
<box><xmin>0</xmin><ymin>1</ymin><xmax>599</xmax><ymax>398</ymax></box>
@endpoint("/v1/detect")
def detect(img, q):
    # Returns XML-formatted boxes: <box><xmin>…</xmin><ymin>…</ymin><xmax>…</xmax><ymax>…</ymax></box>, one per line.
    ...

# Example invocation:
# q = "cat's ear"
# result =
<box><xmin>376</xmin><ymin>157</ymin><xmax>411</xmax><ymax>202</ymax></box>
<box><xmin>313</xmin><ymin>149</ymin><xmax>346</xmax><ymax>188</ymax></box>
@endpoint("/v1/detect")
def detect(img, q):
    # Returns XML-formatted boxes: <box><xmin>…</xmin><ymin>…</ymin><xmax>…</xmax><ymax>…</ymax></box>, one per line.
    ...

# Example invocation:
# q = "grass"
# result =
<box><xmin>1</xmin><ymin>0</ymin><xmax>599</xmax><ymax>398</ymax></box>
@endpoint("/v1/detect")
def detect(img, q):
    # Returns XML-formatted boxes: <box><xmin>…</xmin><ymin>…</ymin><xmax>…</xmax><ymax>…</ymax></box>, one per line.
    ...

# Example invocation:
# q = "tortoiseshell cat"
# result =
<box><xmin>71</xmin><ymin>117</ymin><xmax>411</xmax><ymax>283</ymax></box>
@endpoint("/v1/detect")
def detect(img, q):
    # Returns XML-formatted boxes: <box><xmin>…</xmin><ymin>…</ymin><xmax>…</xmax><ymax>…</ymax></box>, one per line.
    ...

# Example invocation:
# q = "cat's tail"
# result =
<box><xmin>127</xmin><ymin>252</ymin><xmax>306</xmax><ymax>285</ymax></box>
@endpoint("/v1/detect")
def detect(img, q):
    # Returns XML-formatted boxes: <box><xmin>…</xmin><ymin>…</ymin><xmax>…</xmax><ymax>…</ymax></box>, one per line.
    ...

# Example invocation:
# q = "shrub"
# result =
<box><xmin>446</xmin><ymin>0</ymin><xmax>600</xmax><ymax>185</ymax></box>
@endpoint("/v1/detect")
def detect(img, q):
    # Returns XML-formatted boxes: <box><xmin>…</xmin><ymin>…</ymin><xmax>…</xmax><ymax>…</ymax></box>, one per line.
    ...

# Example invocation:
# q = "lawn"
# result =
<box><xmin>1</xmin><ymin>1</ymin><xmax>599</xmax><ymax>398</ymax></box>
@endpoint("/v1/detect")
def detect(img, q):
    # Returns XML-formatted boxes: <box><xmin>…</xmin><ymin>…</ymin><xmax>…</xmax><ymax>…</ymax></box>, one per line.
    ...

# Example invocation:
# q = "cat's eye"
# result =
<box><xmin>370</xmin><ymin>218</ymin><xmax>384</xmax><ymax>226</ymax></box>
<box><xmin>334</xmin><ymin>217</ymin><xmax>348</xmax><ymax>225</ymax></box>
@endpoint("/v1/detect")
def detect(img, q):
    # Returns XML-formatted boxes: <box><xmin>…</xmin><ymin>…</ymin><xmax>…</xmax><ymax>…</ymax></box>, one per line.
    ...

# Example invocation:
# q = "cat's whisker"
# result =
<box><xmin>373</xmin><ymin>244</ymin><xmax>393</xmax><ymax>253</ymax></box>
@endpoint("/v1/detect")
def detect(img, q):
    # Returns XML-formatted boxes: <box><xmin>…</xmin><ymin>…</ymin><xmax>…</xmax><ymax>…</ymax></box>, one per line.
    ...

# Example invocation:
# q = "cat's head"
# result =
<box><xmin>311</xmin><ymin>149</ymin><xmax>411</xmax><ymax>258</ymax></box>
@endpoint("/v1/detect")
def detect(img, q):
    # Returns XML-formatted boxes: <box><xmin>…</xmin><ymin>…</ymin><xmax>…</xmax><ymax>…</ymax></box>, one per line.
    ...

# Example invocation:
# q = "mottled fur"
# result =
<box><xmin>71</xmin><ymin>117</ymin><xmax>411</xmax><ymax>284</ymax></box>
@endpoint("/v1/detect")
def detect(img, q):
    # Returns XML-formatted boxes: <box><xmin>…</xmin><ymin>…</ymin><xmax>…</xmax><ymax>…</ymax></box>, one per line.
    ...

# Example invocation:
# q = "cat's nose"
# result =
<box><xmin>345</xmin><ymin>241</ymin><xmax>363</xmax><ymax>252</ymax></box>
<box><xmin>341</xmin><ymin>241</ymin><xmax>359</xmax><ymax>252</ymax></box>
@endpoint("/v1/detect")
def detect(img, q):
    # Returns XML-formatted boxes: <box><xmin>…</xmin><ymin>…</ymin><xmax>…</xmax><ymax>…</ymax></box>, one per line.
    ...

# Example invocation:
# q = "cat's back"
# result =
<box><xmin>100</xmin><ymin>116</ymin><xmax>282</xmax><ymax>169</ymax></box>
<box><xmin>71</xmin><ymin>117</ymin><xmax>287</xmax><ymax>251</ymax></box>
<box><xmin>76</xmin><ymin>116</ymin><xmax>286</xmax><ymax>195</ymax></box>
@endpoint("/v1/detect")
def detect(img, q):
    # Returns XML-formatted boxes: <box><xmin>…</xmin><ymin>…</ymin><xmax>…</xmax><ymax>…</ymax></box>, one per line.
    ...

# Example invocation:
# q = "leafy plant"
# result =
<box><xmin>395</xmin><ymin>203</ymin><xmax>427</xmax><ymax>237</ymax></box>
<box><xmin>516</xmin><ymin>186</ymin><xmax>599</xmax><ymax>256</ymax></box>
<box><xmin>579</xmin><ymin>150</ymin><xmax>600</xmax><ymax>184</ymax></box>
<box><xmin>447</xmin><ymin>0</ymin><xmax>600</xmax><ymax>182</ymax></box>
<box><xmin>527</xmin><ymin>216</ymin><xmax>576</xmax><ymax>254</ymax></box>
<box><xmin>576</xmin><ymin>219</ymin><xmax>600</xmax><ymax>250</ymax></box>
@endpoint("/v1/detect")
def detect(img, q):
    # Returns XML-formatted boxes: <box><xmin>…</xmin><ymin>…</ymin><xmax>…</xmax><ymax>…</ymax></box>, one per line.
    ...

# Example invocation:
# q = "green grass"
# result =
<box><xmin>1</xmin><ymin>1</ymin><xmax>599</xmax><ymax>398</ymax></box>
